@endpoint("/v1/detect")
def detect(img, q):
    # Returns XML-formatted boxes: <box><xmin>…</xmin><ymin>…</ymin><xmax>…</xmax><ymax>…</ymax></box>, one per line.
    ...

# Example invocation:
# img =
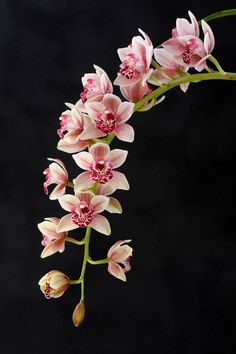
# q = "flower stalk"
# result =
<box><xmin>134</xmin><ymin>71</ymin><xmax>236</xmax><ymax>112</ymax></box>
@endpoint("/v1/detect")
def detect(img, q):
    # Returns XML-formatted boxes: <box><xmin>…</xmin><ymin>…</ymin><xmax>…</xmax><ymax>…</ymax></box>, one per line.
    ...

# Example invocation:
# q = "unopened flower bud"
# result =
<box><xmin>72</xmin><ymin>301</ymin><xmax>85</xmax><ymax>327</ymax></box>
<box><xmin>38</xmin><ymin>270</ymin><xmax>70</xmax><ymax>299</ymax></box>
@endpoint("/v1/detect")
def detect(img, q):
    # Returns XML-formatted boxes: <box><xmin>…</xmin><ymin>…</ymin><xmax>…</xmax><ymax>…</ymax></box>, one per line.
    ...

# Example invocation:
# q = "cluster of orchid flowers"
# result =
<box><xmin>38</xmin><ymin>10</ymin><xmax>234</xmax><ymax>326</ymax></box>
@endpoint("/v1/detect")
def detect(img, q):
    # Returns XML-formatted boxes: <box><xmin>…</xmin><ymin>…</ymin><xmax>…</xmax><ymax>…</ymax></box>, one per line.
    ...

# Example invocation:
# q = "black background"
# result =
<box><xmin>1</xmin><ymin>0</ymin><xmax>236</xmax><ymax>353</ymax></box>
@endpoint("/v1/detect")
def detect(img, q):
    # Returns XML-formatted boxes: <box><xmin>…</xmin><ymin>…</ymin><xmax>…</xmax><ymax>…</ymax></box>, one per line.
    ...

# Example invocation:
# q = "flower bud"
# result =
<box><xmin>38</xmin><ymin>270</ymin><xmax>70</xmax><ymax>299</ymax></box>
<box><xmin>72</xmin><ymin>301</ymin><xmax>85</xmax><ymax>327</ymax></box>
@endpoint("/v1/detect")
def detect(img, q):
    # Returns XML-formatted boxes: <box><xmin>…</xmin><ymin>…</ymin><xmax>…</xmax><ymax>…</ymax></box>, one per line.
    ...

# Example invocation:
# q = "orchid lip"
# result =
<box><xmin>90</xmin><ymin>160</ymin><xmax>113</xmax><ymax>184</ymax></box>
<box><xmin>96</xmin><ymin>109</ymin><xmax>116</xmax><ymax>134</ymax></box>
<box><xmin>71</xmin><ymin>202</ymin><xmax>94</xmax><ymax>228</ymax></box>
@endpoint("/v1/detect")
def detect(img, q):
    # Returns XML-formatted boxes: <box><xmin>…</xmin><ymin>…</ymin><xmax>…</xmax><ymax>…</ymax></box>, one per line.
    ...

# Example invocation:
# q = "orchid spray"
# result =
<box><xmin>38</xmin><ymin>9</ymin><xmax>236</xmax><ymax>326</ymax></box>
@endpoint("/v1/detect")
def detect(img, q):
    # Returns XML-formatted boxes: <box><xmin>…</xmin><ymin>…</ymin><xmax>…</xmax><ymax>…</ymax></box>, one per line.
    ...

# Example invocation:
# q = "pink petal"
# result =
<box><xmin>38</xmin><ymin>220</ymin><xmax>57</xmax><ymax>237</ymax></box>
<box><xmin>41</xmin><ymin>240</ymin><xmax>65</xmax><ymax>258</ymax></box>
<box><xmin>162</xmin><ymin>38</ymin><xmax>184</xmax><ymax>55</ymax></box>
<box><xmin>116</xmin><ymin>101</ymin><xmax>134</xmax><ymax>123</ymax></box>
<box><xmin>201</xmin><ymin>20</ymin><xmax>215</xmax><ymax>54</ymax></box>
<box><xmin>188</xmin><ymin>11</ymin><xmax>199</xmax><ymax>37</ymax></box>
<box><xmin>49</xmin><ymin>162</ymin><xmax>67</xmax><ymax>182</ymax></box>
<box><xmin>145</xmin><ymin>45</ymin><xmax>154</xmax><ymax>69</ymax></box>
<box><xmin>180</xmin><ymin>82</ymin><xmax>190</xmax><ymax>93</ymax></box>
<box><xmin>113</xmin><ymin>74</ymin><xmax>140</xmax><ymax>87</ymax></box>
<box><xmin>110</xmin><ymin>244</ymin><xmax>133</xmax><ymax>262</ymax></box>
<box><xmin>108</xmin><ymin>239</ymin><xmax>132</xmax><ymax>258</ymax></box>
<box><xmin>108</xmin><ymin>261</ymin><xmax>126</xmax><ymax>281</ymax></box>
<box><xmin>106</xmin><ymin>197</ymin><xmax>122</xmax><ymax>214</ymax></box>
<box><xmin>96</xmin><ymin>183</ymin><xmax>116</xmax><ymax>196</ymax></box>
<box><xmin>58</xmin><ymin>194</ymin><xmax>79</xmax><ymax>212</ymax></box>
<box><xmin>72</xmin><ymin>151</ymin><xmax>94</xmax><ymax>170</ymax></box>
<box><xmin>90</xmin><ymin>214</ymin><xmax>111</xmax><ymax>235</ymax></box>
<box><xmin>90</xmin><ymin>195</ymin><xmax>109</xmax><ymax>214</ymax></box>
<box><xmin>106</xmin><ymin>148</ymin><xmax>128</xmax><ymax>168</ymax></box>
<box><xmin>57</xmin><ymin>135</ymin><xmax>88</xmax><ymax>154</ymax></box>
<box><xmin>102</xmin><ymin>93</ymin><xmax>121</xmax><ymax>113</ymax></box>
<box><xmin>89</xmin><ymin>142</ymin><xmax>110</xmax><ymax>161</ymax></box>
<box><xmin>79</xmin><ymin>123</ymin><xmax>106</xmax><ymax>140</ymax></box>
<box><xmin>117</xmin><ymin>47</ymin><xmax>132</xmax><ymax>61</ymax></box>
<box><xmin>154</xmin><ymin>48</ymin><xmax>177</xmax><ymax>69</ymax></box>
<box><xmin>138</xmin><ymin>28</ymin><xmax>152</xmax><ymax>45</ymax></box>
<box><xmin>47</xmin><ymin>158</ymin><xmax>66</xmax><ymax>171</ymax></box>
<box><xmin>73</xmin><ymin>171</ymin><xmax>92</xmax><ymax>193</ymax></box>
<box><xmin>57</xmin><ymin>213</ymin><xmax>78</xmax><ymax>232</ymax></box>
<box><xmin>195</xmin><ymin>55</ymin><xmax>209</xmax><ymax>72</ymax></box>
<box><xmin>115</xmin><ymin>123</ymin><xmax>134</xmax><ymax>143</ymax></box>
<box><xmin>84</xmin><ymin>101</ymin><xmax>105</xmax><ymax>121</ymax></box>
<box><xmin>176</xmin><ymin>18</ymin><xmax>194</xmax><ymax>36</ymax></box>
<box><xmin>44</xmin><ymin>217</ymin><xmax>60</xmax><ymax>224</ymax></box>
<box><xmin>77</xmin><ymin>191</ymin><xmax>94</xmax><ymax>205</ymax></box>
<box><xmin>49</xmin><ymin>184</ymin><xmax>66</xmax><ymax>200</ymax></box>
<box><xmin>111</xmin><ymin>171</ymin><xmax>129</xmax><ymax>190</ymax></box>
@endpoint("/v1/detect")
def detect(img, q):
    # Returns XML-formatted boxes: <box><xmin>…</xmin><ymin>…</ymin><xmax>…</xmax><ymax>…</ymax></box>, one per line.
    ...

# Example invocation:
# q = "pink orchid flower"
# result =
<box><xmin>43</xmin><ymin>158</ymin><xmax>68</xmax><ymax>200</ymax></box>
<box><xmin>57</xmin><ymin>192</ymin><xmax>111</xmax><ymax>235</ymax></box>
<box><xmin>80</xmin><ymin>94</ymin><xmax>134</xmax><ymax>142</ymax></box>
<box><xmin>162</xmin><ymin>12</ymin><xmax>215</xmax><ymax>71</ymax></box>
<box><xmin>38</xmin><ymin>270</ymin><xmax>70</xmax><ymax>299</ymax></box>
<box><xmin>76</xmin><ymin>65</ymin><xmax>113</xmax><ymax>112</ymax></box>
<box><xmin>96</xmin><ymin>184</ymin><xmax>122</xmax><ymax>214</ymax></box>
<box><xmin>107</xmin><ymin>240</ymin><xmax>133</xmax><ymax>282</ymax></box>
<box><xmin>38</xmin><ymin>217</ymin><xmax>66</xmax><ymax>258</ymax></box>
<box><xmin>152</xmin><ymin>48</ymin><xmax>190</xmax><ymax>92</ymax></box>
<box><xmin>72</xmin><ymin>142</ymin><xmax>129</xmax><ymax>193</ymax></box>
<box><xmin>57</xmin><ymin>104</ymin><xmax>90</xmax><ymax>154</ymax></box>
<box><xmin>120</xmin><ymin>80</ymin><xmax>152</xmax><ymax>102</ymax></box>
<box><xmin>114</xmin><ymin>29</ymin><xmax>153</xmax><ymax>87</ymax></box>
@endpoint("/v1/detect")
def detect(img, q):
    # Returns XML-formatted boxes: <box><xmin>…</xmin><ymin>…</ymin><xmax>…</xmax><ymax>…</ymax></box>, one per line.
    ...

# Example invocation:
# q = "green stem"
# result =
<box><xmin>202</xmin><ymin>9</ymin><xmax>236</xmax><ymax>23</ymax></box>
<box><xmin>67</xmin><ymin>181</ymin><xmax>74</xmax><ymax>188</ymax></box>
<box><xmin>65</xmin><ymin>236</ymin><xmax>85</xmax><ymax>245</ymax></box>
<box><xmin>79</xmin><ymin>226</ymin><xmax>91</xmax><ymax>301</ymax></box>
<box><xmin>207</xmin><ymin>56</ymin><xmax>226</xmax><ymax>75</ymax></box>
<box><xmin>134</xmin><ymin>71</ymin><xmax>236</xmax><ymax>112</ymax></box>
<box><xmin>104</xmin><ymin>132</ymin><xmax>116</xmax><ymax>145</ymax></box>
<box><xmin>88</xmin><ymin>258</ymin><xmax>108</xmax><ymax>265</ymax></box>
<box><xmin>70</xmin><ymin>279</ymin><xmax>82</xmax><ymax>285</ymax></box>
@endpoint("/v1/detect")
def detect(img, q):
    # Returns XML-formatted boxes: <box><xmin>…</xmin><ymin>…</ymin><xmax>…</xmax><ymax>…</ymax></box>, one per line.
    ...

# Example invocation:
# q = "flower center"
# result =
<box><xmin>43</xmin><ymin>168</ymin><xmax>53</xmax><ymax>195</ymax></box>
<box><xmin>119</xmin><ymin>54</ymin><xmax>139</xmax><ymax>79</ymax></box>
<box><xmin>96</xmin><ymin>109</ymin><xmax>116</xmax><ymax>134</ymax></box>
<box><xmin>80</xmin><ymin>79</ymin><xmax>100</xmax><ymax>104</ymax></box>
<box><xmin>41</xmin><ymin>235</ymin><xmax>50</xmax><ymax>246</ymax></box>
<box><xmin>57</xmin><ymin>113</ymin><xmax>75</xmax><ymax>139</ymax></box>
<box><xmin>44</xmin><ymin>282</ymin><xmax>52</xmax><ymax>299</ymax></box>
<box><xmin>182</xmin><ymin>39</ymin><xmax>197</xmax><ymax>65</ymax></box>
<box><xmin>71</xmin><ymin>202</ymin><xmax>94</xmax><ymax>228</ymax></box>
<box><xmin>91</xmin><ymin>160</ymin><xmax>113</xmax><ymax>184</ymax></box>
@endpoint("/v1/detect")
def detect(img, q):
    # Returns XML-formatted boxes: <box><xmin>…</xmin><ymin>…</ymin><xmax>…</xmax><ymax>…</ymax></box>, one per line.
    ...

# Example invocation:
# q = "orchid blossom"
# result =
<box><xmin>38</xmin><ymin>9</ymin><xmax>236</xmax><ymax>327</ymax></box>
<box><xmin>38</xmin><ymin>270</ymin><xmax>70</xmax><ymax>299</ymax></box>
<box><xmin>107</xmin><ymin>240</ymin><xmax>133</xmax><ymax>281</ymax></box>
<box><xmin>57</xmin><ymin>192</ymin><xmax>111</xmax><ymax>235</ymax></box>
<box><xmin>161</xmin><ymin>11</ymin><xmax>215</xmax><ymax>71</ymax></box>
<box><xmin>38</xmin><ymin>217</ymin><xmax>66</xmax><ymax>258</ymax></box>
<box><xmin>43</xmin><ymin>158</ymin><xmax>68</xmax><ymax>200</ymax></box>
<box><xmin>80</xmin><ymin>93</ymin><xmax>135</xmax><ymax>142</ymax></box>
<box><xmin>114</xmin><ymin>29</ymin><xmax>153</xmax><ymax>87</ymax></box>
<box><xmin>57</xmin><ymin>105</ymin><xmax>90</xmax><ymax>154</ymax></box>
<box><xmin>72</xmin><ymin>142</ymin><xmax>129</xmax><ymax>193</ymax></box>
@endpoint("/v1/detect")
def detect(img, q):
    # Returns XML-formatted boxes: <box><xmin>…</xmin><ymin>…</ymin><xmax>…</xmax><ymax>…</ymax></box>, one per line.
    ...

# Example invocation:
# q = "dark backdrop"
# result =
<box><xmin>1</xmin><ymin>0</ymin><xmax>236</xmax><ymax>353</ymax></box>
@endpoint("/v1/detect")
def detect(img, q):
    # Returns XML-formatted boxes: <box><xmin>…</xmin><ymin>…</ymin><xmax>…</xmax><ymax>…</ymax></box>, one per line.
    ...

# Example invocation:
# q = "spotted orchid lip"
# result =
<box><xmin>71</xmin><ymin>203</ymin><xmax>94</xmax><ymax>228</ymax></box>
